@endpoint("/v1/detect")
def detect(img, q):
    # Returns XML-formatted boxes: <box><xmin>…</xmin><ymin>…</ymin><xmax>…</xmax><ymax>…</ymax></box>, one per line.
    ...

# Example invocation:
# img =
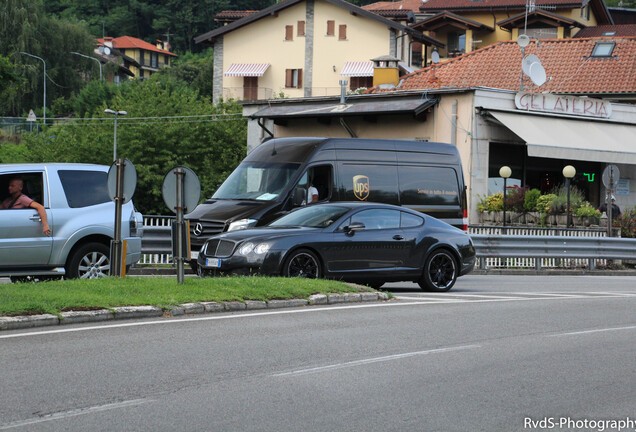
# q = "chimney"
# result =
<box><xmin>371</xmin><ymin>55</ymin><xmax>400</xmax><ymax>89</ymax></box>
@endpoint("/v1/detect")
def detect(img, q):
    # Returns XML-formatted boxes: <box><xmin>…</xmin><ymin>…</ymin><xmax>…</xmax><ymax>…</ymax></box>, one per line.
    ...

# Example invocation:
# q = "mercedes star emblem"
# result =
<box><xmin>193</xmin><ymin>223</ymin><xmax>203</xmax><ymax>236</ymax></box>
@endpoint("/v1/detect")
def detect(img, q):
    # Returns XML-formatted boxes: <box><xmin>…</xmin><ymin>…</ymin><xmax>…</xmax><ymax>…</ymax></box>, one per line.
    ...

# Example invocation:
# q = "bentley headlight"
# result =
<box><xmin>253</xmin><ymin>243</ymin><xmax>271</xmax><ymax>254</ymax></box>
<box><xmin>228</xmin><ymin>219</ymin><xmax>257</xmax><ymax>232</ymax></box>
<box><xmin>238</xmin><ymin>242</ymin><xmax>255</xmax><ymax>256</ymax></box>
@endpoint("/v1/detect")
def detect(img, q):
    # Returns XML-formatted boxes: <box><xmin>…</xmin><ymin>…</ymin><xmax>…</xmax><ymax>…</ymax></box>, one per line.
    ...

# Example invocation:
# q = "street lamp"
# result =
<box><xmin>499</xmin><ymin>166</ymin><xmax>512</xmax><ymax>230</ymax></box>
<box><xmin>105</xmin><ymin>109</ymin><xmax>127</xmax><ymax>162</ymax></box>
<box><xmin>19</xmin><ymin>52</ymin><xmax>46</xmax><ymax>125</ymax></box>
<box><xmin>71</xmin><ymin>52</ymin><xmax>103</xmax><ymax>81</ymax></box>
<box><xmin>562</xmin><ymin>165</ymin><xmax>576</xmax><ymax>228</ymax></box>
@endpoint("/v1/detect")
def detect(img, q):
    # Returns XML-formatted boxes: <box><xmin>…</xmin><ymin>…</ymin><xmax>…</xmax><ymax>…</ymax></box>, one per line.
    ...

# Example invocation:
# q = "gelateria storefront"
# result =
<box><xmin>474</xmin><ymin>90</ymin><xmax>636</xmax><ymax>216</ymax></box>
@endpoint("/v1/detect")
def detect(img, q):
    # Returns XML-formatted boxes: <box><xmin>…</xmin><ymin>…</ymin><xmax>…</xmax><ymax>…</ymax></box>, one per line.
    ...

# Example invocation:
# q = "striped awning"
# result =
<box><xmin>224</xmin><ymin>63</ymin><xmax>270</xmax><ymax>77</ymax></box>
<box><xmin>340</xmin><ymin>61</ymin><xmax>374</xmax><ymax>77</ymax></box>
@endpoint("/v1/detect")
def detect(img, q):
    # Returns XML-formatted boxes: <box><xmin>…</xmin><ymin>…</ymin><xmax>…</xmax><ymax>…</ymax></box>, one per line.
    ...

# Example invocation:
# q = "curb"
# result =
<box><xmin>0</xmin><ymin>291</ymin><xmax>391</xmax><ymax>332</ymax></box>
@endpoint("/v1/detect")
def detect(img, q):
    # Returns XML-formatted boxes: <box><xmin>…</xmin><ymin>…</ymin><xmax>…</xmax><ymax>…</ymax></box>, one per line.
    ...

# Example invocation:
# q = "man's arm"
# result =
<box><xmin>29</xmin><ymin>201</ymin><xmax>51</xmax><ymax>236</ymax></box>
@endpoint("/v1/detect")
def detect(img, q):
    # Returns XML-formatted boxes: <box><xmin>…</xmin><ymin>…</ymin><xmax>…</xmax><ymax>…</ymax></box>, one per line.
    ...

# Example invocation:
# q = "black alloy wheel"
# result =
<box><xmin>418</xmin><ymin>249</ymin><xmax>458</xmax><ymax>292</ymax></box>
<box><xmin>284</xmin><ymin>249</ymin><xmax>321</xmax><ymax>279</ymax></box>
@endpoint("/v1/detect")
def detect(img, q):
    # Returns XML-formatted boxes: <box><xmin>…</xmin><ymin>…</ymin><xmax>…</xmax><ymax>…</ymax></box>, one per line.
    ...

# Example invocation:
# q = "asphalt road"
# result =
<box><xmin>1</xmin><ymin>275</ymin><xmax>635</xmax><ymax>431</ymax></box>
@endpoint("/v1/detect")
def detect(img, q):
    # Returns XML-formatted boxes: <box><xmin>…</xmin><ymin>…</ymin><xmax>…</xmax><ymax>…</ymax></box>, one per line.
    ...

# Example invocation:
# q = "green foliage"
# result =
<box><xmin>575</xmin><ymin>201</ymin><xmax>600</xmax><ymax>218</ymax></box>
<box><xmin>0</xmin><ymin>142</ymin><xmax>30</xmax><ymax>162</ymax></box>
<box><xmin>618</xmin><ymin>206</ymin><xmax>636</xmax><ymax>238</ymax></box>
<box><xmin>156</xmin><ymin>49</ymin><xmax>214</xmax><ymax>98</ymax></box>
<box><xmin>72</xmin><ymin>81</ymin><xmax>120</xmax><ymax>118</ymax></box>
<box><xmin>477</xmin><ymin>192</ymin><xmax>503</xmax><ymax>212</ymax></box>
<box><xmin>523</xmin><ymin>188</ymin><xmax>541</xmax><ymax>212</ymax></box>
<box><xmin>504</xmin><ymin>187</ymin><xmax>525</xmax><ymax>212</ymax></box>
<box><xmin>548</xmin><ymin>186</ymin><xmax>584</xmax><ymax>214</ymax></box>
<box><xmin>18</xmin><ymin>74</ymin><xmax>247</xmax><ymax>214</ymax></box>
<box><xmin>536</xmin><ymin>194</ymin><xmax>557</xmax><ymax>214</ymax></box>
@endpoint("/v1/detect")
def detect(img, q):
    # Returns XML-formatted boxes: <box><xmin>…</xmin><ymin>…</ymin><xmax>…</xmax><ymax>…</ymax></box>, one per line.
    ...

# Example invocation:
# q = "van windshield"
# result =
<box><xmin>212</xmin><ymin>161</ymin><xmax>300</xmax><ymax>201</ymax></box>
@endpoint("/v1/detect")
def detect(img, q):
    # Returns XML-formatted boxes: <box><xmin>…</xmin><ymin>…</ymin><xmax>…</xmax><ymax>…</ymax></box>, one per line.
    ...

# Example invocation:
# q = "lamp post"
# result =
<box><xmin>562</xmin><ymin>165</ymin><xmax>576</xmax><ymax>228</ymax></box>
<box><xmin>71</xmin><ymin>52</ymin><xmax>103</xmax><ymax>81</ymax></box>
<box><xmin>499</xmin><ymin>166</ymin><xmax>512</xmax><ymax>231</ymax></box>
<box><xmin>105</xmin><ymin>109</ymin><xmax>127</xmax><ymax>162</ymax></box>
<box><xmin>19</xmin><ymin>52</ymin><xmax>46</xmax><ymax>125</ymax></box>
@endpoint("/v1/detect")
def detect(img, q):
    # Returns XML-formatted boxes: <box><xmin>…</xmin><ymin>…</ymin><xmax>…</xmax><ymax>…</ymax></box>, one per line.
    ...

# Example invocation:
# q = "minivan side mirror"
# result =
<box><xmin>292</xmin><ymin>187</ymin><xmax>306</xmax><ymax>207</ymax></box>
<box><xmin>344</xmin><ymin>221</ymin><xmax>365</xmax><ymax>236</ymax></box>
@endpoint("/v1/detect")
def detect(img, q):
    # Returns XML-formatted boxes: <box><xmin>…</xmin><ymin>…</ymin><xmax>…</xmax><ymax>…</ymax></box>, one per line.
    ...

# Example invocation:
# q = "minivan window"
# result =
<box><xmin>58</xmin><ymin>170</ymin><xmax>110</xmax><ymax>208</ymax></box>
<box><xmin>213</xmin><ymin>162</ymin><xmax>300</xmax><ymax>201</ymax></box>
<box><xmin>399</xmin><ymin>166</ymin><xmax>460</xmax><ymax>206</ymax></box>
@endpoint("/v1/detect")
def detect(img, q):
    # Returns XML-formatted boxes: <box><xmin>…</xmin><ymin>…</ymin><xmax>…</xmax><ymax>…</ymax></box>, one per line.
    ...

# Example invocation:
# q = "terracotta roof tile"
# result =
<box><xmin>575</xmin><ymin>24</ymin><xmax>636</xmax><ymax>37</ymax></box>
<box><xmin>363</xmin><ymin>0</ymin><xmax>425</xmax><ymax>12</ymax></box>
<box><xmin>98</xmin><ymin>36</ymin><xmax>177</xmax><ymax>56</ymax></box>
<box><xmin>214</xmin><ymin>10</ymin><xmax>258</xmax><ymax>22</ymax></box>
<box><xmin>420</xmin><ymin>0</ymin><xmax>582</xmax><ymax>11</ymax></box>
<box><xmin>368</xmin><ymin>37</ymin><xmax>636</xmax><ymax>95</ymax></box>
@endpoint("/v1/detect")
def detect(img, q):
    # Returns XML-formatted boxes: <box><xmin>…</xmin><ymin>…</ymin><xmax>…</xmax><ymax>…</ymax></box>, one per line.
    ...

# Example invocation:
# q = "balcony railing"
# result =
<box><xmin>221</xmin><ymin>87</ymin><xmax>274</xmax><ymax>101</ymax></box>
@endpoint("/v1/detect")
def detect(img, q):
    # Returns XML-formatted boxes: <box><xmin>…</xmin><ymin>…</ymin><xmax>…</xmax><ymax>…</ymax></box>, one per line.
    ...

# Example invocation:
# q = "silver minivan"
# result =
<box><xmin>0</xmin><ymin>163</ymin><xmax>143</xmax><ymax>281</ymax></box>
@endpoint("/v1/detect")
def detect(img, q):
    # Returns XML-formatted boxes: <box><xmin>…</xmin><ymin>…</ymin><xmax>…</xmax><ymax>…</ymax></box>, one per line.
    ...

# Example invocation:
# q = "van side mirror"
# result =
<box><xmin>344</xmin><ymin>221</ymin><xmax>365</xmax><ymax>236</ymax></box>
<box><xmin>292</xmin><ymin>187</ymin><xmax>306</xmax><ymax>207</ymax></box>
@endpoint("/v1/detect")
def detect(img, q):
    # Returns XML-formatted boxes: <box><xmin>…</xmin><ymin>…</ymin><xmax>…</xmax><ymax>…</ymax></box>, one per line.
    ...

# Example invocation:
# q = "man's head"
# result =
<box><xmin>8</xmin><ymin>178</ymin><xmax>24</xmax><ymax>196</ymax></box>
<box><xmin>611</xmin><ymin>194</ymin><xmax>616</xmax><ymax>202</ymax></box>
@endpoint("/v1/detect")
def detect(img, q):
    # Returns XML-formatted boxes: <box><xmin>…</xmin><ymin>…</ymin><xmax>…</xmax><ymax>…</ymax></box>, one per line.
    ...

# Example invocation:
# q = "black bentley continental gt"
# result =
<box><xmin>196</xmin><ymin>202</ymin><xmax>475</xmax><ymax>291</ymax></box>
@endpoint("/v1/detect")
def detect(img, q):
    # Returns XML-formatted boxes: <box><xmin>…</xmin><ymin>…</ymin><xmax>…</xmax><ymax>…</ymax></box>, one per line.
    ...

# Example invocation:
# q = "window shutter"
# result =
<box><xmin>285</xmin><ymin>25</ymin><xmax>293</xmax><ymax>40</ymax></box>
<box><xmin>298</xmin><ymin>21</ymin><xmax>305</xmax><ymax>36</ymax></box>
<box><xmin>297</xmin><ymin>69</ymin><xmax>303</xmax><ymax>89</ymax></box>
<box><xmin>327</xmin><ymin>20</ymin><xmax>335</xmax><ymax>36</ymax></box>
<box><xmin>339</xmin><ymin>25</ymin><xmax>347</xmax><ymax>40</ymax></box>
<box><xmin>285</xmin><ymin>69</ymin><xmax>293</xmax><ymax>88</ymax></box>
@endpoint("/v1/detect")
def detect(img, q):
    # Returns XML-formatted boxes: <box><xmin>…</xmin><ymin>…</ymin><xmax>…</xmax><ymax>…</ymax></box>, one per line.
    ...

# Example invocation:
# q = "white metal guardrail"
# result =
<box><xmin>138</xmin><ymin>218</ymin><xmax>633</xmax><ymax>270</ymax></box>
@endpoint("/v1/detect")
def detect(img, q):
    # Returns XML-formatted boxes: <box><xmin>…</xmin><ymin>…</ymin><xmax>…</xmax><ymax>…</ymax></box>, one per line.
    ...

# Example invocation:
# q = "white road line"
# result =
<box><xmin>1</xmin><ymin>293</ymin><xmax>634</xmax><ymax>340</ymax></box>
<box><xmin>548</xmin><ymin>325</ymin><xmax>636</xmax><ymax>337</ymax></box>
<box><xmin>272</xmin><ymin>344</ymin><xmax>481</xmax><ymax>377</ymax></box>
<box><xmin>0</xmin><ymin>399</ymin><xmax>151</xmax><ymax>430</ymax></box>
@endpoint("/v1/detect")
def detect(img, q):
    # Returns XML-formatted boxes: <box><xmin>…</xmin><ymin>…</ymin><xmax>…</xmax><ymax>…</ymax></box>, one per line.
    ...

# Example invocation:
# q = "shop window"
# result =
<box><xmin>285</xmin><ymin>69</ymin><xmax>303</xmax><ymax>88</ymax></box>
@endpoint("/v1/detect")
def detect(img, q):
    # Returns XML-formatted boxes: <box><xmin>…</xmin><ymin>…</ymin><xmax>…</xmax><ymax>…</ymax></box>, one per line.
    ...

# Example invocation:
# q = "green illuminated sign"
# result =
<box><xmin>582</xmin><ymin>173</ymin><xmax>595</xmax><ymax>182</ymax></box>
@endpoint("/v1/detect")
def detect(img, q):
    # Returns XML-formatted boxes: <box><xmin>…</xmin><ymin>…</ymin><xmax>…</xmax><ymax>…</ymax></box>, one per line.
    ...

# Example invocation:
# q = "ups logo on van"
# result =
<box><xmin>353</xmin><ymin>175</ymin><xmax>370</xmax><ymax>201</ymax></box>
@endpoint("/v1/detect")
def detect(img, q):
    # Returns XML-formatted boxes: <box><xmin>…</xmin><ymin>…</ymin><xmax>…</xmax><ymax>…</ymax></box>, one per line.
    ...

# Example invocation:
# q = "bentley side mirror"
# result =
<box><xmin>345</xmin><ymin>221</ymin><xmax>365</xmax><ymax>236</ymax></box>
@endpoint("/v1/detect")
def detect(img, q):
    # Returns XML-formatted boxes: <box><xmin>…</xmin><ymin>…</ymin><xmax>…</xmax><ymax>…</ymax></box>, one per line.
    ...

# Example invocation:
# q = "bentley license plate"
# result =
<box><xmin>206</xmin><ymin>258</ymin><xmax>221</xmax><ymax>268</ymax></box>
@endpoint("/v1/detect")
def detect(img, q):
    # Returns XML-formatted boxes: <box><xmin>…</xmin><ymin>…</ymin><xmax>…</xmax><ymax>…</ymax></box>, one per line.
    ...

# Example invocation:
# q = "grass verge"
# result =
<box><xmin>0</xmin><ymin>276</ymin><xmax>374</xmax><ymax>317</ymax></box>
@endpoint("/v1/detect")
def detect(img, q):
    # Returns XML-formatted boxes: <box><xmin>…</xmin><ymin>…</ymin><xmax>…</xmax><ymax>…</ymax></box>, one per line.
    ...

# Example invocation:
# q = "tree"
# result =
<box><xmin>19</xmin><ymin>74</ymin><xmax>248</xmax><ymax>214</ymax></box>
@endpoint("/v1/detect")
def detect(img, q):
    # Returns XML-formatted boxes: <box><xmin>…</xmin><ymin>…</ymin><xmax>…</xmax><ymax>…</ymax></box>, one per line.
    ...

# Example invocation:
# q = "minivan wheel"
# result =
<box><xmin>418</xmin><ymin>250</ymin><xmax>457</xmax><ymax>292</ymax></box>
<box><xmin>283</xmin><ymin>249</ymin><xmax>321</xmax><ymax>279</ymax></box>
<box><xmin>67</xmin><ymin>242</ymin><xmax>111</xmax><ymax>279</ymax></box>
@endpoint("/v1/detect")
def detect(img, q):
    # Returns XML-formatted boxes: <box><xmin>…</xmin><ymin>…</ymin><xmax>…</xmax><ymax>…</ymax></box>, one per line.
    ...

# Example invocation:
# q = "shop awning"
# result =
<box><xmin>489</xmin><ymin>111</ymin><xmax>636</xmax><ymax>165</ymax></box>
<box><xmin>224</xmin><ymin>63</ymin><xmax>270</xmax><ymax>77</ymax></box>
<box><xmin>340</xmin><ymin>61</ymin><xmax>374</xmax><ymax>77</ymax></box>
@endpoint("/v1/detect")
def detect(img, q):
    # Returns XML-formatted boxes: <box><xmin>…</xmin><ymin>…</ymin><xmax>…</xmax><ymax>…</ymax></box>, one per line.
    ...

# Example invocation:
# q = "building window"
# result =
<box><xmin>151</xmin><ymin>53</ymin><xmax>158</xmax><ymax>68</ymax></box>
<box><xmin>524</xmin><ymin>27</ymin><xmax>558</xmax><ymax>39</ymax></box>
<box><xmin>591</xmin><ymin>42</ymin><xmax>615</xmax><ymax>57</ymax></box>
<box><xmin>298</xmin><ymin>21</ymin><xmax>305</xmax><ymax>36</ymax></box>
<box><xmin>139</xmin><ymin>51</ymin><xmax>144</xmax><ymax>66</ymax></box>
<box><xmin>447</xmin><ymin>32</ymin><xmax>466</xmax><ymax>56</ymax></box>
<box><xmin>339</xmin><ymin>25</ymin><xmax>347</xmax><ymax>40</ymax></box>
<box><xmin>285</xmin><ymin>25</ymin><xmax>293</xmax><ymax>41</ymax></box>
<box><xmin>327</xmin><ymin>20</ymin><xmax>335</xmax><ymax>36</ymax></box>
<box><xmin>350</xmin><ymin>76</ymin><xmax>372</xmax><ymax>90</ymax></box>
<box><xmin>580</xmin><ymin>5</ymin><xmax>590</xmax><ymax>20</ymax></box>
<box><xmin>285</xmin><ymin>68</ymin><xmax>303</xmax><ymax>88</ymax></box>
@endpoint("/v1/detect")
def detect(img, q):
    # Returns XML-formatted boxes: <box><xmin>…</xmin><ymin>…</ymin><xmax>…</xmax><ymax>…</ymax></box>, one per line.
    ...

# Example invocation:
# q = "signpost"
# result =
<box><xmin>107</xmin><ymin>159</ymin><xmax>137</xmax><ymax>276</ymax></box>
<box><xmin>601</xmin><ymin>164</ymin><xmax>620</xmax><ymax>237</ymax></box>
<box><xmin>26</xmin><ymin>110</ymin><xmax>37</xmax><ymax>133</ymax></box>
<box><xmin>162</xmin><ymin>166</ymin><xmax>201</xmax><ymax>283</ymax></box>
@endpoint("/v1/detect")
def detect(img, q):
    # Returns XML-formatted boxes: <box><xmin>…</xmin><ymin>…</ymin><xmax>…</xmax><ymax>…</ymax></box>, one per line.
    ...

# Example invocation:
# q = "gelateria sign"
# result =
<box><xmin>515</xmin><ymin>92</ymin><xmax>612</xmax><ymax>118</ymax></box>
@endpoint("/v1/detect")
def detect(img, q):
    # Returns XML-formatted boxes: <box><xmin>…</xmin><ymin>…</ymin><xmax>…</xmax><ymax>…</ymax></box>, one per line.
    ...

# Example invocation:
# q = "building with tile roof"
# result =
<box><xmin>574</xmin><ymin>23</ymin><xmax>636</xmax><ymax>37</ymax></box>
<box><xmin>195</xmin><ymin>0</ymin><xmax>444</xmax><ymax>102</ymax></box>
<box><xmin>240</xmin><ymin>36</ymin><xmax>636</xmax><ymax>221</ymax></box>
<box><xmin>97</xmin><ymin>36</ymin><xmax>177</xmax><ymax>80</ymax></box>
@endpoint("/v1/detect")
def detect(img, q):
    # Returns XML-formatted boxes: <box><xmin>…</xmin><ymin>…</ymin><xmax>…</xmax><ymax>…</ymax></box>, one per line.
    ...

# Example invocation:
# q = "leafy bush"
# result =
<box><xmin>524</xmin><ymin>188</ymin><xmax>541</xmax><ymax>212</ymax></box>
<box><xmin>549</xmin><ymin>185</ymin><xmax>584</xmax><ymax>214</ymax></box>
<box><xmin>477</xmin><ymin>193</ymin><xmax>503</xmax><ymax>212</ymax></box>
<box><xmin>618</xmin><ymin>206</ymin><xmax>636</xmax><ymax>238</ymax></box>
<box><xmin>536</xmin><ymin>194</ymin><xmax>557</xmax><ymax>214</ymax></box>
<box><xmin>575</xmin><ymin>201</ymin><xmax>599</xmax><ymax>218</ymax></box>
<box><xmin>504</xmin><ymin>187</ymin><xmax>526</xmax><ymax>212</ymax></box>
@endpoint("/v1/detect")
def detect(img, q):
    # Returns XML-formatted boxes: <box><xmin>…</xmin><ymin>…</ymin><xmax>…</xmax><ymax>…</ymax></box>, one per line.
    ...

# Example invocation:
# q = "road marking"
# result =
<box><xmin>0</xmin><ymin>398</ymin><xmax>151</xmax><ymax>430</ymax></box>
<box><xmin>272</xmin><ymin>344</ymin><xmax>481</xmax><ymax>377</ymax></box>
<box><xmin>548</xmin><ymin>325</ymin><xmax>636</xmax><ymax>337</ymax></box>
<box><xmin>1</xmin><ymin>293</ymin><xmax>634</xmax><ymax>340</ymax></box>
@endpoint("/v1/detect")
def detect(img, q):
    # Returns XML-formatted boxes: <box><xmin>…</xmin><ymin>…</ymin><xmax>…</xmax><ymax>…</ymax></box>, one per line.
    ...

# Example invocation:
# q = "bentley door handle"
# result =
<box><xmin>392</xmin><ymin>235</ymin><xmax>404</xmax><ymax>240</ymax></box>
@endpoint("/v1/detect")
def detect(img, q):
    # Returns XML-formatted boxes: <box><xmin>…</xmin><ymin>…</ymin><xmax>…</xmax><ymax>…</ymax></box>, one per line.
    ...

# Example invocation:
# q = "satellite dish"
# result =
<box><xmin>522</xmin><ymin>54</ymin><xmax>541</xmax><ymax>75</ymax></box>
<box><xmin>528</xmin><ymin>61</ymin><xmax>547</xmax><ymax>86</ymax></box>
<box><xmin>104</xmin><ymin>46</ymin><xmax>111</xmax><ymax>55</ymax></box>
<box><xmin>431</xmin><ymin>51</ymin><xmax>440</xmax><ymax>64</ymax></box>
<box><xmin>517</xmin><ymin>34</ymin><xmax>530</xmax><ymax>48</ymax></box>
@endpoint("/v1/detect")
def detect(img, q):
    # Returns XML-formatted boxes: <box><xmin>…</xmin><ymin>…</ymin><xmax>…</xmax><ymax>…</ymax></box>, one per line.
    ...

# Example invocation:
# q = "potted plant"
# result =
<box><xmin>575</xmin><ymin>201</ymin><xmax>601</xmax><ymax>227</ymax></box>
<box><xmin>524</xmin><ymin>188</ymin><xmax>541</xmax><ymax>224</ymax></box>
<box><xmin>536</xmin><ymin>193</ymin><xmax>557</xmax><ymax>226</ymax></box>
<box><xmin>477</xmin><ymin>193</ymin><xmax>503</xmax><ymax>223</ymax></box>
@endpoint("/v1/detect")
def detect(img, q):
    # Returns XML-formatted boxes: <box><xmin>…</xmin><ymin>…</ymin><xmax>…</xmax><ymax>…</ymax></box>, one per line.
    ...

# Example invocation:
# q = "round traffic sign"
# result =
<box><xmin>162</xmin><ymin>166</ymin><xmax>201</xmax><ymax>214</ymax></box>
<box><xmin>602</xmin><ymin>165</ymin><xmax>620</xmax><ymax>189</ymax></box>
<box><xmin>107</xmin><ymin>159</ymin><xmax>137</xmax><ymax>204</ymax></box>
